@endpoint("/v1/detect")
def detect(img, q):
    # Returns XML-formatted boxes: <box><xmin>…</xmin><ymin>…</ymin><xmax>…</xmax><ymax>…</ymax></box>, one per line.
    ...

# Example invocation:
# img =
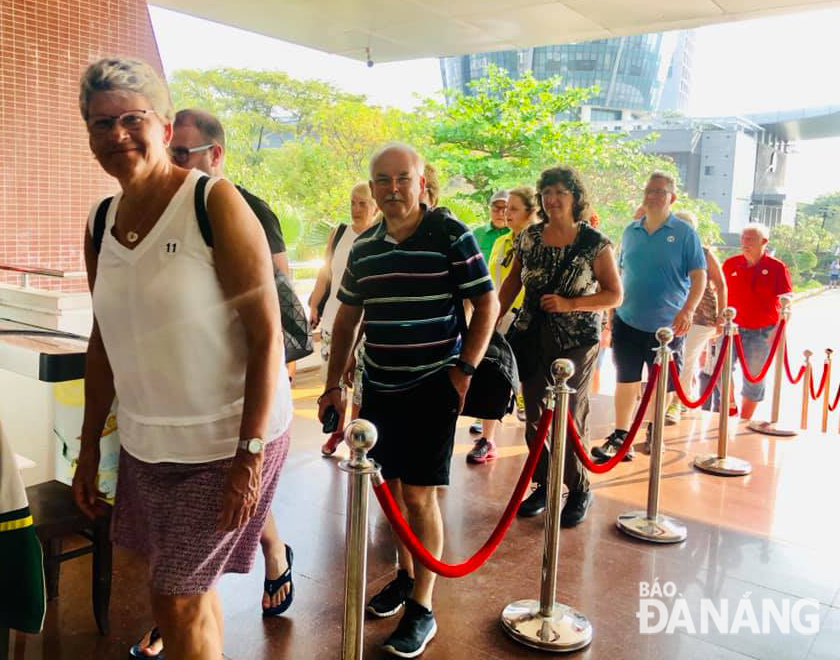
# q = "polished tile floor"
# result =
<box><xmin>10</xmin><ymin>368</ymin><xmax>840</xmax><ymax>659</ymax></box>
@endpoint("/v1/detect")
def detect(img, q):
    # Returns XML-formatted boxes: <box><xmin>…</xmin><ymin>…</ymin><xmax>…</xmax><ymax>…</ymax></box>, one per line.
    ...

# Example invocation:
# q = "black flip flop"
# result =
<box><xmin>129</xmin><ymin>627</ymin><xmax>164</xmax><ymax>659</ymax></box>
<box><xmin>262</xmin><ymin>544</ymin><xmax>294</xmax><ymax>616</ymax></box>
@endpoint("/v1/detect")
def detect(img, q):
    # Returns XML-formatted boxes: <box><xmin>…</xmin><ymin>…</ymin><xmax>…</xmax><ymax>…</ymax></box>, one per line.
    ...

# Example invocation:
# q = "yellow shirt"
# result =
<box><xmin>488</xmin><ymin>232</ymin><xmax>525</xmax><ymax>309</ymax></box>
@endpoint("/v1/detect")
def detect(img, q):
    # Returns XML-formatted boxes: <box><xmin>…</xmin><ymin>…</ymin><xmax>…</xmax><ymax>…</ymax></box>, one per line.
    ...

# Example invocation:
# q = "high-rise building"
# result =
<box><xmin>440</xmin><ymin>31</ymin><xmax>694</xmax><ymax>119</ymax></box>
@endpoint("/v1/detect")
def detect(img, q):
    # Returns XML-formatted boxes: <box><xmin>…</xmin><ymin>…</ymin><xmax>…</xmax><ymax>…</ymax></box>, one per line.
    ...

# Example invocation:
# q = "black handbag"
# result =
<box><xmin>505</xmin><ymin>311</ymin><xmax>541</xmax><ymax>382</ymax></box>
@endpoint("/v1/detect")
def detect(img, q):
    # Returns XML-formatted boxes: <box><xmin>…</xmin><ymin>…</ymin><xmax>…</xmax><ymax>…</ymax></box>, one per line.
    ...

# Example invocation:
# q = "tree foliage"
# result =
<box><xmin>772</xmin><ymin>214</ymin><xmax>834</xmax><ymax>285</ymax></box>
<box><xmin>167</xmin><ymin>65</ymin><xmax>721</xmax><ymax>253</ymax></box>
<box><xmin>424</xmin><ymin>65</ymin><xmax>720</xmax><ymax>245</ymax></box>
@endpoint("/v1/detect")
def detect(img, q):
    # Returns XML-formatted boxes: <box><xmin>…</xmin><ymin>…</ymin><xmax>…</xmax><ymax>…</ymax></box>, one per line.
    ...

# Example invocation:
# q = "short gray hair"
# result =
<box><xmin>369</xmin><ymin>142</ymin><xmax>424</xmax><ymax>178</ymax></box>
<box><xmin>175</xmin><ymin>108</ymin><xmax>225</xmax><ymax>149</ymax></box>
<box><xmin>649</xmin><ymin>171</ymin><xmax>676</xmax><ymax>193</ymax></box>
<box><xmin>742</xmin><ymin>222</ymin><xmax>770</xmax><ymax>240</ymax></box>
<box><xmin>79</xmin><ymin>57</ymin><xmax>173</xmax><ymax>122</ymax></box>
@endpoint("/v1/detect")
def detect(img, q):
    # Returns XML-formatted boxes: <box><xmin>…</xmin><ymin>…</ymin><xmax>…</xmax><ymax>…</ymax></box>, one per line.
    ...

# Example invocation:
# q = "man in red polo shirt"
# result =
<box><xmin>723</xmin><ymin>223</ymin><xmax>792</xmax><ymax>420</ymax></box>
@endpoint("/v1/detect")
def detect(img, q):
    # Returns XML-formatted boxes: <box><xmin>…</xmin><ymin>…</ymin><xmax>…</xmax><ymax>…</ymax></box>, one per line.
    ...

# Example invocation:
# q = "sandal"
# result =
<box><xmin>262</xmin><ymin>544</ymin><xmax>294</xmax><ymax>616</ymax></box>
<box><xmin>129</xmin><ymin>627</ymin><xmax>164</xmax><ymax>659</ymax></box>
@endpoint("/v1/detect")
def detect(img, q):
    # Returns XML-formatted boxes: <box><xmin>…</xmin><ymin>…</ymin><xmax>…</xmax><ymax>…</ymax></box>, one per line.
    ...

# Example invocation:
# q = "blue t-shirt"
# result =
<box><xmin>616</xmin><ymin>214</ymin><xmax>706</xmax><ymax>333</ymax></box>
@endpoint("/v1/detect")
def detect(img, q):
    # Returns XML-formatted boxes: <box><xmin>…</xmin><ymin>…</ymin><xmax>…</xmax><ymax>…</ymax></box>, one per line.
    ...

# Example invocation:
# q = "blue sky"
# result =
<box><xmin>149</xmin><ymin>5</ymin><xmax>840</xmax><ymax>202</ymax></box>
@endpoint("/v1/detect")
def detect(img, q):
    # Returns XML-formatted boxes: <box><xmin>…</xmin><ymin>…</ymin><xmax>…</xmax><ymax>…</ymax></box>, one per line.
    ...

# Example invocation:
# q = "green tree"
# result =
<box><xmin>772</xmin><ymin>215</ymin><xmax>831</xmax><ymax>285</ymax></box>
<box><xmin>425</xmin><ymin>65</ymin><xmax>718</xmax><ymax>244</ymax></box>
<box><xmin>168</xmin><ymin>68</ymin><xmax>422</xmax><ymax>251</ymax></box>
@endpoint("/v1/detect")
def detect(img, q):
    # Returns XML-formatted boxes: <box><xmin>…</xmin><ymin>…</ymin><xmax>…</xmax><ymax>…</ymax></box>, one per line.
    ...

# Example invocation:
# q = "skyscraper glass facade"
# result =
<box><xmin>440</xmin><ymin>31</ymin><xmax>690</xmax><ymax>117</ymax></box>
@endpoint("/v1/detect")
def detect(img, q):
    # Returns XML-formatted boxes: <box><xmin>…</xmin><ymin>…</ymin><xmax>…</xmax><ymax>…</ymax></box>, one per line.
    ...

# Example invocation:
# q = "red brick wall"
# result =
<box><xmin>0</xmin><ymin>0</ymin><xmax>164</xmax><ymax>292</ymax></box>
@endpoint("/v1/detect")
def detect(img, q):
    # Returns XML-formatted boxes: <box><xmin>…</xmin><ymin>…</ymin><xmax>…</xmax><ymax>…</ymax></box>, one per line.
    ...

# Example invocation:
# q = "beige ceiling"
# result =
<box><xmin>154</xmin><ymin>0</ymin><xmax>840</xmax><ymax>63</ymax></box>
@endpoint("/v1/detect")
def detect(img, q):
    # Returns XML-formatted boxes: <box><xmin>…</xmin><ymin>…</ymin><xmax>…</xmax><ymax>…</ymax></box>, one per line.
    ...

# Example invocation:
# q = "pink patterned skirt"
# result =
<box><xmin>110</xmin><ymin>431</ymin><xmax>290</xmax><ymax>595</ymax></box>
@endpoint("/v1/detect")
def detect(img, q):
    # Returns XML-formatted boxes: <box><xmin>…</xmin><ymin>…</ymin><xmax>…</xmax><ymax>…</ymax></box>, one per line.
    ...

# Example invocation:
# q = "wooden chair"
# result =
<box><xmin>25</xmin><ymin>480</ymin><xmax>112</xmax><ymax>635</ymax></box>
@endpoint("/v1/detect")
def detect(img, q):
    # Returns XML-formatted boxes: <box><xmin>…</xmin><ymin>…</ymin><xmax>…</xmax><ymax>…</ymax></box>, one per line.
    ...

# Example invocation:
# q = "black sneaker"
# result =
<box><xmin>560</xmin><ymin>490</ymin><xmax>592</xmax><ymax>528</ymax></box>
<box><xmin>517</xmin><ymin>483</ymin><xmax>546</xmax><ymax>517</ymax></box>
<box><xmin>382</xmin><ymin>598</ymin><xmax>437</xmax><ymax>658</ymax></box>
<box><xmin>367</xmin><ymin>569</ymin><xmax>414</xmax><ymax>618</ymax></box>
<box><xmin>592</xmin><ymin>430</ymin><xmax>633</xmax><ymax>462</ymax></box>
<box><xmin>638</xmin><ymin>423</ymin><xmax>653</xmax><ymax>455</ymax></box>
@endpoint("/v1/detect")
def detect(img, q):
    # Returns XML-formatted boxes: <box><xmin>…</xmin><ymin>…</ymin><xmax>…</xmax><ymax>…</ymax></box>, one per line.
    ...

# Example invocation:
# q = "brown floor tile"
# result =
<box><xmin>12</xmin><ymin>367</ymin><xmax>840</xmax><ymax>659</ymax></box>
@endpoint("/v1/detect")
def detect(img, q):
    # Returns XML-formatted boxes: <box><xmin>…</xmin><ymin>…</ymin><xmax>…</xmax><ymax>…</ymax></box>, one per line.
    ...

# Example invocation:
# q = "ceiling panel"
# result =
<box><xmin>562</xmin><ymin>0</ymin><xmax>723</xmax><ymax>30</ymax></box>
<box><xmin>468</xmin><ymin>3</ymin><xmax>606</xmax><ymax>50</ymax></box>
<box><xmin>154</xmin><ymin>0</ymin><xmax>840</xmax><ymax>62</ymax></box>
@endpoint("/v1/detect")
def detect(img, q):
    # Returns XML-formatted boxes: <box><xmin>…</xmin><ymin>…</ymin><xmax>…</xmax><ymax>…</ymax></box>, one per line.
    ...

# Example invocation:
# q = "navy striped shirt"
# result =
<box><xmin>338</xmin><ymin>207</ymin><xmax>493</xmax><ymax>391</ymax></box>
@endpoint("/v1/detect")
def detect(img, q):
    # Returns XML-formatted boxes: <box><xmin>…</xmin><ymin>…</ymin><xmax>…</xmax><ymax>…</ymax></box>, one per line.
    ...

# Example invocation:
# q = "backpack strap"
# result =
<box><xmin>194</xmin><ymin>175</ymin><xmax>213</xmax><ymax>248</ymax></box>
<box><xmin>329</xmin><ymin>223</ymin><xmax>348</xmax><ymax>255</ymax></box>
<box><xmin>91</xmin><ymin>197</ymin><xmax>113</xmax><ymax>255</ymax></box>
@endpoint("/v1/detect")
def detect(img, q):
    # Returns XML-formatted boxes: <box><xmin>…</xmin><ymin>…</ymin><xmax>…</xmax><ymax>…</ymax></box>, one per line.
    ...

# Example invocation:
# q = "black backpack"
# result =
<box><xmin>424</xmin><ymin>208</ymin><xmax>519</xmax><ymax>420</ymax></box>
<box><xmin>91</xmin><ymin>176</ymin><xmax>314</xmax><ymax>363</ymax></box>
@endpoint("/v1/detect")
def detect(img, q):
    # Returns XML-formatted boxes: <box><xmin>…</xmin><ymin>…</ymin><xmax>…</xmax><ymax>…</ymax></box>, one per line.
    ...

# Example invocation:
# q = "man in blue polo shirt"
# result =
<box><xmin>318</xmin><ymin>143</ymin><xmax>498</xmax><ymax>657</ymax></box>
<box><xmin>593</xmin><ymin>171</ymin><xmax>706</xmax><ymax>461</ymax></box>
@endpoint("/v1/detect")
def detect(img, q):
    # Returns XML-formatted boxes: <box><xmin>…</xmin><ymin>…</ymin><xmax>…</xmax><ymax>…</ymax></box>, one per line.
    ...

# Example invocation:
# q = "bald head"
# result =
<box><xmin>369</xmin><ymin>142</ymin><xmax>424</xmax><ymax>178</ymax></box>
<box><xmin>369</xmin><ymin>143</ymin><xmax>426</xmax><ymax>222</ymax></box>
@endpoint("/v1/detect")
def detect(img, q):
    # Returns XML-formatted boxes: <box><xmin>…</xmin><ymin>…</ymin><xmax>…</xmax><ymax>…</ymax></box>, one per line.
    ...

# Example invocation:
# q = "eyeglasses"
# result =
<box><xmin>373</xmin><ymin>175</ymin><xmax>415</xmax><ymax>189</ymax></box>
<box><xmin>87</xmin><ymin>109</ymin><xmax>157</xmax><ymax>135</ymax></box>
<box><xmin>168</xmin><ymin>144</ymin><xmax>215</xmax><ymax>165</ymax></box>
<box><xmin>540</xmin><ymin>188</ymin><xmax>571</xmax><ymax>199</ymax></box>
<box><xmin>644</xmin><ymin>188</ymin><xmax>671</xmax><ymax>198</ymax></box>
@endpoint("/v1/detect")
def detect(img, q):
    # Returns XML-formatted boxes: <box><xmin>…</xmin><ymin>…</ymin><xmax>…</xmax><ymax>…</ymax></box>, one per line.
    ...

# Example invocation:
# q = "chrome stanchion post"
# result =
<box><xmin>501</xmin><ymin>359</ymin><xmax>592</xmax><ymax>652</ymax></box>
<box><xmin>749</xmin><ymin>294</ymin><xmax>797</xmax><ymax>436</ymax></box>
<box><xmin>694</xmin><ymin>308</ymin><xmax>752</xmax><ymax>476</ymax></box>
<box><xmin>338</xmin><ymin>420</ymin><xmax>378</xmax><ymax>660</ymax></box>
<box><xmin>821</xmin><ymin>349</ymin><xmax>833</xmax><ymax>433</ymax></box>
<box><xmin>801</xmin><ymin>350</ymin><xmax>813</xmax><ymax>430</ymax></box>
<box><xmin>617</xmin><ymin>328</ymin><xmax>687</xmax><ymax>543</ymax></box>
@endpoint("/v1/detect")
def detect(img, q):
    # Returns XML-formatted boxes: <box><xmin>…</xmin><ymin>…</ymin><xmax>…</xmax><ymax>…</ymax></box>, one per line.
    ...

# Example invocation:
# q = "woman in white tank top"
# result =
<box><xmin>72</xmin><ymin>57</ymin><xmax>292</xmax><ymax>659</ymax></box>
<box><xmin>307</xmin><ymin>183</ymin><xmax>378</xmax><ymax>454</ymax></box>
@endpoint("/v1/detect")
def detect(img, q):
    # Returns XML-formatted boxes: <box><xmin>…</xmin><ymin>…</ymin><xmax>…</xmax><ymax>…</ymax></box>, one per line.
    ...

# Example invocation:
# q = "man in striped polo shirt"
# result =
<box><xmin>318</xmin><ymin>143</ymin><xmax>498</xmax><ymax>657</ymax></box>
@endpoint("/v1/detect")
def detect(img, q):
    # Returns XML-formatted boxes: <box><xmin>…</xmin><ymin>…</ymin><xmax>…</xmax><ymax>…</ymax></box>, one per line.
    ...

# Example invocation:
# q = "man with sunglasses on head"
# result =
<box><xmin>169</xmin><ymin>108</ymin><xmax>289</xmax><ymax>277</ymax></box>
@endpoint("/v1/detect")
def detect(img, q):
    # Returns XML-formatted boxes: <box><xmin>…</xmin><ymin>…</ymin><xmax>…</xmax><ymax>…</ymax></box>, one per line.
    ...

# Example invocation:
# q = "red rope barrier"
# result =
<box><xmin>670</xmin><ymin>335</ymin><xmax>730</xmax><ymax>409</ymax></box>
<box><xmin>371</xmin><ymin>407</ymin><xmax>552</xmax><ymax>578</ymax></box>
<box><xmin>809</xmin><ymin>364</ymin><xmax>829</xmax><ymax>400</ymax></box>
<box><xmin>829</xmin><ymin>382</ymin><xmax>840</xmax><ymax>412</ymax></box>
<box><xmin>567</xmin><ymin>363</ymin><xmax>660</xmax><ymax>474</ymax></box>
<box><xmin>733</xmin><ymin>320</ymin><xmax>786</xmax><ymax>384</ymax></box>
<box><xmin>784</xmin><ymin>345</ymin><xmax>806</xmax><ymax>385</ymax></box>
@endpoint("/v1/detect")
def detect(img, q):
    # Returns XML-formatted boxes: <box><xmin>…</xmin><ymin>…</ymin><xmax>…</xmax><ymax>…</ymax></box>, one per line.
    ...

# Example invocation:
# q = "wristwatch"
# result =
<box><xmin>238</xmin><ymin>437</ymin><xmax>264</xmax><ymax>455</ymax></box>
<box><xmin>454</xmin><ymin>358</ymin><xmax>476</xmax><ymax>376</ymax></box>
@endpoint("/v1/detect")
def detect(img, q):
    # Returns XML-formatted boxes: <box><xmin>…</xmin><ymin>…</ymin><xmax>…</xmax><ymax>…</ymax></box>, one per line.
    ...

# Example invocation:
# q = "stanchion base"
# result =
<box><xmin>500</xmin><ymin>599</ymin><xmax>592</xmax><ymax>652</ymax></box>
<box><xmin>693</xmin><ymin>454</ymin><xmax>752</xmax><ymax>476</ymax></box>
<box><xmin>616</xmin><ymin>511</ymin><xmax>687</xmax><ymax>543</ymax></box>
<box><xmin>747</xmin><ymin>420</ymin><xmax>798</xmax><ymax>437</ymax></box>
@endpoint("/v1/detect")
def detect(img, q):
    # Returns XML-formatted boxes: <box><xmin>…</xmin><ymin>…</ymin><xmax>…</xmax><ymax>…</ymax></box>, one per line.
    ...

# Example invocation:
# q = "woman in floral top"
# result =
<box><xmin>498</xmin><ymin>166</ymin><xmax>622</xmax><ymax>526</ymax></box>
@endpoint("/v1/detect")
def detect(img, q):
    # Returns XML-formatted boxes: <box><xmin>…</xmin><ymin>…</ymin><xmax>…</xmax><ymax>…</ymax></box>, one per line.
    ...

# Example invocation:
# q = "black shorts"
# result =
<box><xmin>361</xmin><ymin>369</ymin><xmax>460</xmax><ymax>486</ymax></box>
<box><xmin>611</xmin><ymin>314</ymin><xmax>684</xmax><ymax>391</ymax></box>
